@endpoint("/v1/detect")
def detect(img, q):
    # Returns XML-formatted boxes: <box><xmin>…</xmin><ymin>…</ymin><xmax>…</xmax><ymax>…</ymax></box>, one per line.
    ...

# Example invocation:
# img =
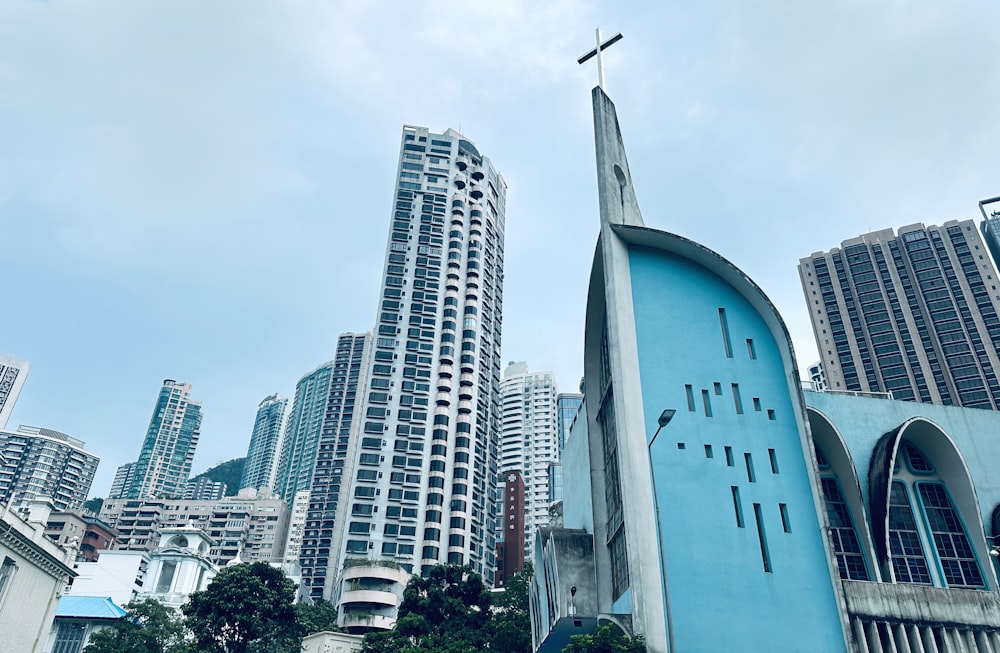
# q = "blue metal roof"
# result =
<box><xmin>56</xmin><ymin>596</ymin><xmax>127</xmax><ymax>619</ymax></box>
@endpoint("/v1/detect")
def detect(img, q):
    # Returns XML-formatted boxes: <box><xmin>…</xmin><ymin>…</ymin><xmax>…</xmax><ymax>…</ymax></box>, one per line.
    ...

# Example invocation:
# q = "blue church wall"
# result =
<box><xmin>628</xmin><ymin>245</ymin><xmax>847</xmax><ymax>652</ymax></box>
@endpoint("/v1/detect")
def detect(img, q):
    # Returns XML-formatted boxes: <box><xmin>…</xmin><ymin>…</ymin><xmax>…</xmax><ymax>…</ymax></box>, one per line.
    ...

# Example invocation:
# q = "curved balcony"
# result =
<box><xmin>339</xmin><ymin>612</ymin><xmax>396</xmax><ymax>633</ymax></box>
<box><xmin>342</xmin><ymin>563</ymin><xmax>411</xmax><ymax>585</ymax></box>
<box><xmin>340</xmin><ymin>589</ymin><xmax>400</xmax><ymax>608</ymax></box>
<box><xmin>454</xmin><ymin>173</ymin><xmax>467</xmax><ymax>189</ymax></box>
<box><xmin>471</xmin><ymin>169</ymin><xmax>485</xmax><ymax>182</ymax></box>
<box><xmin>470</xmin><ymin>188</ymin><xmax>484</xmax><ymax>200</ymax></box>
<box><xmin>456</xmin><ymin>159</ymin><xmax>468</xmax><ymax>172</ymax></box>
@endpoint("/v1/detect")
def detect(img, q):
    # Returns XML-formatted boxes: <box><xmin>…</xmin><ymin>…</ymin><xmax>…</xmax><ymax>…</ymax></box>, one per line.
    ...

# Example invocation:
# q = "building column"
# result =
<box><xmin>853</xmin><ymin>618</ymin><xmax>872</xmax><ymax>653</ymax></box>
<box><xmin>866</xmin><ymin>621</ymin><xmax>885</xmax><ymax>653</ymax></box>
<box><xmin>974</xmin><ymin>630</ymin><xmax>993</xmax><ymax>653</ymax></box>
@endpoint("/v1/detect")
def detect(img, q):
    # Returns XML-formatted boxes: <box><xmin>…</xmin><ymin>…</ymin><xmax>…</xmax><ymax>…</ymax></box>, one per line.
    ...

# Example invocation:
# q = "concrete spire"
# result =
<box><xmin>592</xmin><ymin>87</ymin><xmax>645</xmax><ymax>229</ymax></box>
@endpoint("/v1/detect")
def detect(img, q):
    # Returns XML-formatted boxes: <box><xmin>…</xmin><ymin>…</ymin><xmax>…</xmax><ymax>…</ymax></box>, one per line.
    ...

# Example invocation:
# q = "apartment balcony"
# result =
<box><xmin>340</xmin><ymin>589</ymin><xmax>399</xmax><ymax>608</ymax></box>
<box><xmin>339</xmin><ymin>612</ymin><xmax>396</xmax><ymax>633</ymax></box>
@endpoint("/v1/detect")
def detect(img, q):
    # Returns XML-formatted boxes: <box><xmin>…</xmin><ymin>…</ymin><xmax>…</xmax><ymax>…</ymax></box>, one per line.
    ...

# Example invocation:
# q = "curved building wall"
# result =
<box><xmin>625</xmin><ymin>240</ymin><xmax>847</xmax><ymax>652</ymax></box>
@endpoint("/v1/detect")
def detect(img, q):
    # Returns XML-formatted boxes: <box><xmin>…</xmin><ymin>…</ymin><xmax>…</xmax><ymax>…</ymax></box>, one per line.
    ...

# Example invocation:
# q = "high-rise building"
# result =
<box><xmin>498</xmin><ymin>362</ymin><xmax>558</xmax><ymax>555</ymax></box>
<box><xmin>799</xmin><ymin>221</ymin><xmax>1000</xmax><ymax>408</ymax></box>
<box><xmin>184</xmin><ymin>476</ymin><xmax>226</xmax><ymax>501</ymax></box>
<box><xmin>310</xmin><ymin>126</ymin><xmax>506</xmax><ymax>611</ymax></box>
<box><xmin>0</xmin><ymin>425</ymin><xmax>100</xmax><ymax>510</ymax></box>
<box><xmin>299</xmin><ymin>332</ymin><xmax>371</xmax><ymax>599</ymax></box>
<box><xmin>275</xmin><ymin>362</ymin><xmax>334</xmax><ymax>504</ymax></box>
<box><xmin>126</xmin><ymin>380</ymin><xmax>203</xmax><ymax>499</ymax></box>
<box><xmin>807</xmin><ymin>361</ymin><xmax>828</xmax><ymax>390</ymax></box>
<box><xmin>240</xmin><ymin>393</ymin><xmax>289</xmax><ymax>492</ymax></box>
<box><xmin>556</xmin><ymin>392</ymin><xmax>583</xmax><ymax>453</ymax></box>
<box><xmin>108</xmin><ymin>462</ymin><xmax>136</xmax><ymax>499</ymax></box>
<box><xmin>979</xmin><ymin>195</ymin><xmax>1000</xmax><ymax>268</ymax></box>
<box><xmin>0</xmin><ymin>354</ymin><xmax>30</xmax><ymax>429</ymax></box>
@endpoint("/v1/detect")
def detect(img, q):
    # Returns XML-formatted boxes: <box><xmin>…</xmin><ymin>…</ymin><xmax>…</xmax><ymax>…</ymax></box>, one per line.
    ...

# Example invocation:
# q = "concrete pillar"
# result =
<box><xmin>907</xmin><ymin>624</ymin><xmax>926</xmax><ymax>653</ymax></box>
<box><xmin>922</xmin><ymin>626</ymin><xmax>941</xmax><ymax>653</ymax></box>
<box><xmin>974</xmin><ymin>630</ymin><xmax>993</xmax><ymax>653</ymax></box>
<box><xmin>894</xmin><ymin>623</ymin><xmax>911</xmax><ymax>653</ymax></box>
<box><xmin>988</xmin><ymin>632</ymin><xmax>1000</xmax><ymax>653</ymax></box>
<box><xmin>854</xmin><ymin>618</ymin><xmax>872</xmax><ymax>653</ymax></box>
<box><xmin>867</xmin><ymin>621</ymin><xmax>885</xmax><ymax>653</ymax></box>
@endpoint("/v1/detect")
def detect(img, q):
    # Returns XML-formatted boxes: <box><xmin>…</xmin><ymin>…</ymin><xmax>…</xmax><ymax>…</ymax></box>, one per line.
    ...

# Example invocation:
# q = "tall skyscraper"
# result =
<box><xmin>498</xmin><ymin>362</ymin><xmax>558</xmax><ymax>555</ymax></box>
<box><xmin>299</xmin><ymin>332</ymin><xmax>371</xmax><ymax>600</ymax></box>
<box><xmin>126</xmin><ymin>380</ymin><xmax>203</xmax><ymax>499</ymax></box>
<box><xmin>556</xmin><ymin>391</ymin><xmax>583</xmax><ymax>453</ymax></box>
<box><xmin>240</xmin><ymin>393</ymin><xmax>289</xmax><ymax>492</ymax></box>
<box><xmin>311</xmin><ymin>126</ymin><xmax>506</xmax><ymax>608</ymax></box>
<box><xmin>108</xmin><ymin>462</ymin><xmax>135</xmax><ymax>499</ymax></box>
<box><xmin>275</xmin><ymin>362</ymin><xmax>334</xmax><ymax>504</ymax></box>
<box><xmin>0</xmin><ymin>354</ymin><xmax>30</xmax><ymax>429</ymax></box>
<box><xmin>799</xmin><ymin>220</ymin><xmax>1000</xmax><ymax>408</ymax></box>
<box><xmin>0</xmin><ymin>425</ymin><xmax>100</xmax><ymax>510</ymax></box>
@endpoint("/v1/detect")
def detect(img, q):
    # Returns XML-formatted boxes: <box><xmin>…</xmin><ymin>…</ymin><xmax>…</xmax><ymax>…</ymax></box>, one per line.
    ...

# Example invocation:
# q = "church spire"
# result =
<box><xmin>578</xmin><ymin>30</ymin><xmax>645</xmax><ymax>228</ymax></box>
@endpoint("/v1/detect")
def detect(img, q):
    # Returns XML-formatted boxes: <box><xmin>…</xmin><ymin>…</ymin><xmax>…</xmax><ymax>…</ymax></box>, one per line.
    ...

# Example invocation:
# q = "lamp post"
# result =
<box><xmin>648</xmin><ymin>408</ymin><xmax>676</xmax><ymax>652</ymax></box>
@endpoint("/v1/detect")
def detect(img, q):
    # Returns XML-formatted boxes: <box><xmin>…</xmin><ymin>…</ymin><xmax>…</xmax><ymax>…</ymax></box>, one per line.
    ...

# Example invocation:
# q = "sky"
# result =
<box><xmin>2</xmin><ymin>1</ymin><xmax>998</xmax><ymax>498</ymax></box>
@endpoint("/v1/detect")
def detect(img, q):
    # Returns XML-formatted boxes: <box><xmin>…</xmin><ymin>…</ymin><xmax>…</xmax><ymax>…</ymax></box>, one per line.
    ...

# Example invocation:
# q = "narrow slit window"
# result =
<box><xmin>779</xmin><ymin>503</ymin><xmax>791</xmax><ymax>533</ymax></box>
<box><xmin>702</xmin><ymin>389</ymin><xmax>712</xmax><ymax>417</ymax></box>
<box><xmin>745</xmin><ymin>452</ymin><xmax>756</xmax><ymax>483</ymax></box>
<box><xmin>732</xmin><ymin>384</ymin><xmax>743</xmax><ymax>414</ymax></box>
<box><xmin>746</xmin><ymin>338</ymin><xmax>757</xmax><ymax>360</ymax></box>
<box><xmin>725</xmin><ymin>446</ymin><xmax>734</xmax><ymax>467</ymax></box>
<box><xmin>705</xmin><ymin>444</ymin><xmax>714</xmax><ymax>458</ymax></box>
<box><xmin>732</xmin><ymin>487</ymin><xmax>744</xmax><ymax>527</ymax></box>
<box><xmin>768</xmin><ymin>448</ymin><xmax>779</xmax><ymax>474</ymax></box>
<box><xmin>767</xmin><ymin>409</ymin><xmax>776</xmax><ymax>421</ymax></box>
<box><xmin>719</xmin><ymin>308</ymin><xmax>733</xmax><ymax>358</ymax></box>
<box><xmin>753</xmin><ymin>397</ymin><xmax>762</xmax><ymax>412</ymax></box>
<box><xmin>753</xmin><ymin>503</ymin><xmax>772</xmax><ymax>572</ymax></box>
<box><xmin>714</xmin><ymin>382</ymin><xmax>722</xmax><ymax>395</ymax></box>
<box><xmin>685</xmin><ymin>385</ymin><xmax>696</xmax><ymax>412</ymax></box>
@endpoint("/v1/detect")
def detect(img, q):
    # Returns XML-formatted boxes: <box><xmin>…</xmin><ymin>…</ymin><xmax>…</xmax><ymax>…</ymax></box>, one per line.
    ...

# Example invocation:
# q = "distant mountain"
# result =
<box><xmin>191</xmin><ymin>457</ymin><xmax>246</xmax><ymax>495</ymax></box>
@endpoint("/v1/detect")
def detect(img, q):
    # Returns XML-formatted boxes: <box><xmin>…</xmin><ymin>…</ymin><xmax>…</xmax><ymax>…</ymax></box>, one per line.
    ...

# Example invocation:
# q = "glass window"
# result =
<box><xmin>820</xmin><ymin>477</ymin><xmax>869</xmax><ymax>580</ymax></box>
<box><xmin>888</xmin><ymin>481</ymin><xmax>932</xmax><ymax>584</ymax></box>
<box><xmin>917</xmin><ymin>483</ymin><xmax>984</xmax><ymax>588</ymax></box>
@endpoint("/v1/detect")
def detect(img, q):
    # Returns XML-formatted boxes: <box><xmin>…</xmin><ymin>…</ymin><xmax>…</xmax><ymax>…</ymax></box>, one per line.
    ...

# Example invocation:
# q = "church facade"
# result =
<box><xmin>529</xmin><ymin>85</ymin><xmax>1000</xmax><ymax>653</ymax></box>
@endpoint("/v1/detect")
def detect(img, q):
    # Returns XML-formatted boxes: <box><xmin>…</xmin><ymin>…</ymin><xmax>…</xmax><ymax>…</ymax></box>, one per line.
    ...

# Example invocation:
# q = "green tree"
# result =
<box><xmin>83</xmin><ymin>598</ymin><xmax>187</xmax><ymax>653</ymax></box>
<box><xmin>491</xmin><ymin>563</ymin><xmax>533</xmax><ymax>653</ymax></box>
<box><xmin>182</xmin><ymin>561</ymin><xmax>298</xmax><ymax>653</ymax></box>
<box><xmin>295</xmin><ymin>600</ymin><xmax>341</xmax><ymax>635</ymax></box>
<box><xmin>362</xmin><ymin>565</ymin><xmax>492</xmax><ymax>653</ymax></box>
<box><xmin>562</xmin><ymin>623</ymin><xmax>646</xmax><ymax>653</ymax></box>
<box><xmin>82</xmin><ymin>497</ymin><xmax>104</xmax><ymax>516</ymax></box>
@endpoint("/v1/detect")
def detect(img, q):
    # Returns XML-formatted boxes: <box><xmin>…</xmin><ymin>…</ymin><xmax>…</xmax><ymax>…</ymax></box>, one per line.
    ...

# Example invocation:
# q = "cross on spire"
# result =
<box><xmin>577</xmin><ymin>28</ymin><xmax>623</xmax><ymax>90</ymax></box>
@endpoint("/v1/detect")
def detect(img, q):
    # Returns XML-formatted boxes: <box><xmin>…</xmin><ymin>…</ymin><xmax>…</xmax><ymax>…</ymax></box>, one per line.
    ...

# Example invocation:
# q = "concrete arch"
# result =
<box><xmin>868</xmin><ymin>416</ymin><xmax>994</xmax><ymax>587</ymax></box>
<box><xmin>807</xmin><ymin>407</ymin><xmax>881</xmax><ymax>581</ymax></box>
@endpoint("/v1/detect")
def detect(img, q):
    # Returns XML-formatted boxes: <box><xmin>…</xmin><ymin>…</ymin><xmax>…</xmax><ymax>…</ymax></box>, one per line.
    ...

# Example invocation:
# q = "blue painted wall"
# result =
<box><xmin>628</xmin><ymin>245</ymin><xmax>846</xmax><ymax>651</ymax></box>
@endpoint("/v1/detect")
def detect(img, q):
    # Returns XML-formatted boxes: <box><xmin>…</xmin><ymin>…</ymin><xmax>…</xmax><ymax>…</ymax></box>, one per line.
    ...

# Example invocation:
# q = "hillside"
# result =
<box><xmin>191</xmin><ymin>457</ymin><xmax>246</xmax><ymax>495</ymax></box>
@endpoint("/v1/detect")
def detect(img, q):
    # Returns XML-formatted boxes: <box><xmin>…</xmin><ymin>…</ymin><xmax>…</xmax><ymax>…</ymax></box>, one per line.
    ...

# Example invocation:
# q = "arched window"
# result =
<box><xmin>815</xmin><ymin>445</ymin><xmax>870</xmax><ymax>580</ymax></box>
<box><xmin>889</xmin><ymin>440</ymin><xmax>984</xmax><ymax>588</ymax></box>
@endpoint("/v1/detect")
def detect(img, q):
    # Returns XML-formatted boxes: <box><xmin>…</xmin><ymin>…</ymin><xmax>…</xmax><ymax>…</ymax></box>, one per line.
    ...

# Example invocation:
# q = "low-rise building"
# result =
<box><xmin>0</xmin><ymin>499</ymin><xmax>77</xmax><ymax>653</ymax></box>
<box><xmin>41</xmin><ymin>596</ymin><xmax>126</xmax><ymax>653</ymax></box>
<box><xmin>99</xmin><ymin>487</ymin><xmax>289</xmax><ymax>565</ymax></box>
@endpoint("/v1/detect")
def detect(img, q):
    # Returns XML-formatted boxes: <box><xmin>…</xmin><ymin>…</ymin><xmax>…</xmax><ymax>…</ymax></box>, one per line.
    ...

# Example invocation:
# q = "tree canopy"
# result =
<box><xmin>82</xmin><ymin>598</ymin><xmax>187</xmax><ymax>653</ymax></box>
<box><xmin>562</xmin><ymin>623</ymin><xmax>646</xmax><ymax>653</ymax></box>
<box><xmin>362</xmin><ymin>563</ymin><xmax>532</xmax><ymax>653</ymax></box>
<box><xmin>182</xmin><ymin>561</ymin><xmax>298</xmax><ymax>653</ymax></box>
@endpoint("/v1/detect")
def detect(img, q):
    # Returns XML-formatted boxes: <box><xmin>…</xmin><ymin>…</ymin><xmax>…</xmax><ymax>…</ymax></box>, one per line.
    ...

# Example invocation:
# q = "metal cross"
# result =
<box><xmin>577</xmin><ymin>28</ymin><xmax>624</xmax><ymax>90</ymax></box>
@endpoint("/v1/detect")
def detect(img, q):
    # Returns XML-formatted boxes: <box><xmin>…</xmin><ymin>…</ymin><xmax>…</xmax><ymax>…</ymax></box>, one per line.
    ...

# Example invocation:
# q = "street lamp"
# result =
<box><xmin>647</xmin><ymin>407</ymin><xmax>676</xmax><ymax>652</ymax></box>
<box><xmin>649</xmin><ymin>409</ymin><xmax>676</xmax><ymax>447</ymax></box>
